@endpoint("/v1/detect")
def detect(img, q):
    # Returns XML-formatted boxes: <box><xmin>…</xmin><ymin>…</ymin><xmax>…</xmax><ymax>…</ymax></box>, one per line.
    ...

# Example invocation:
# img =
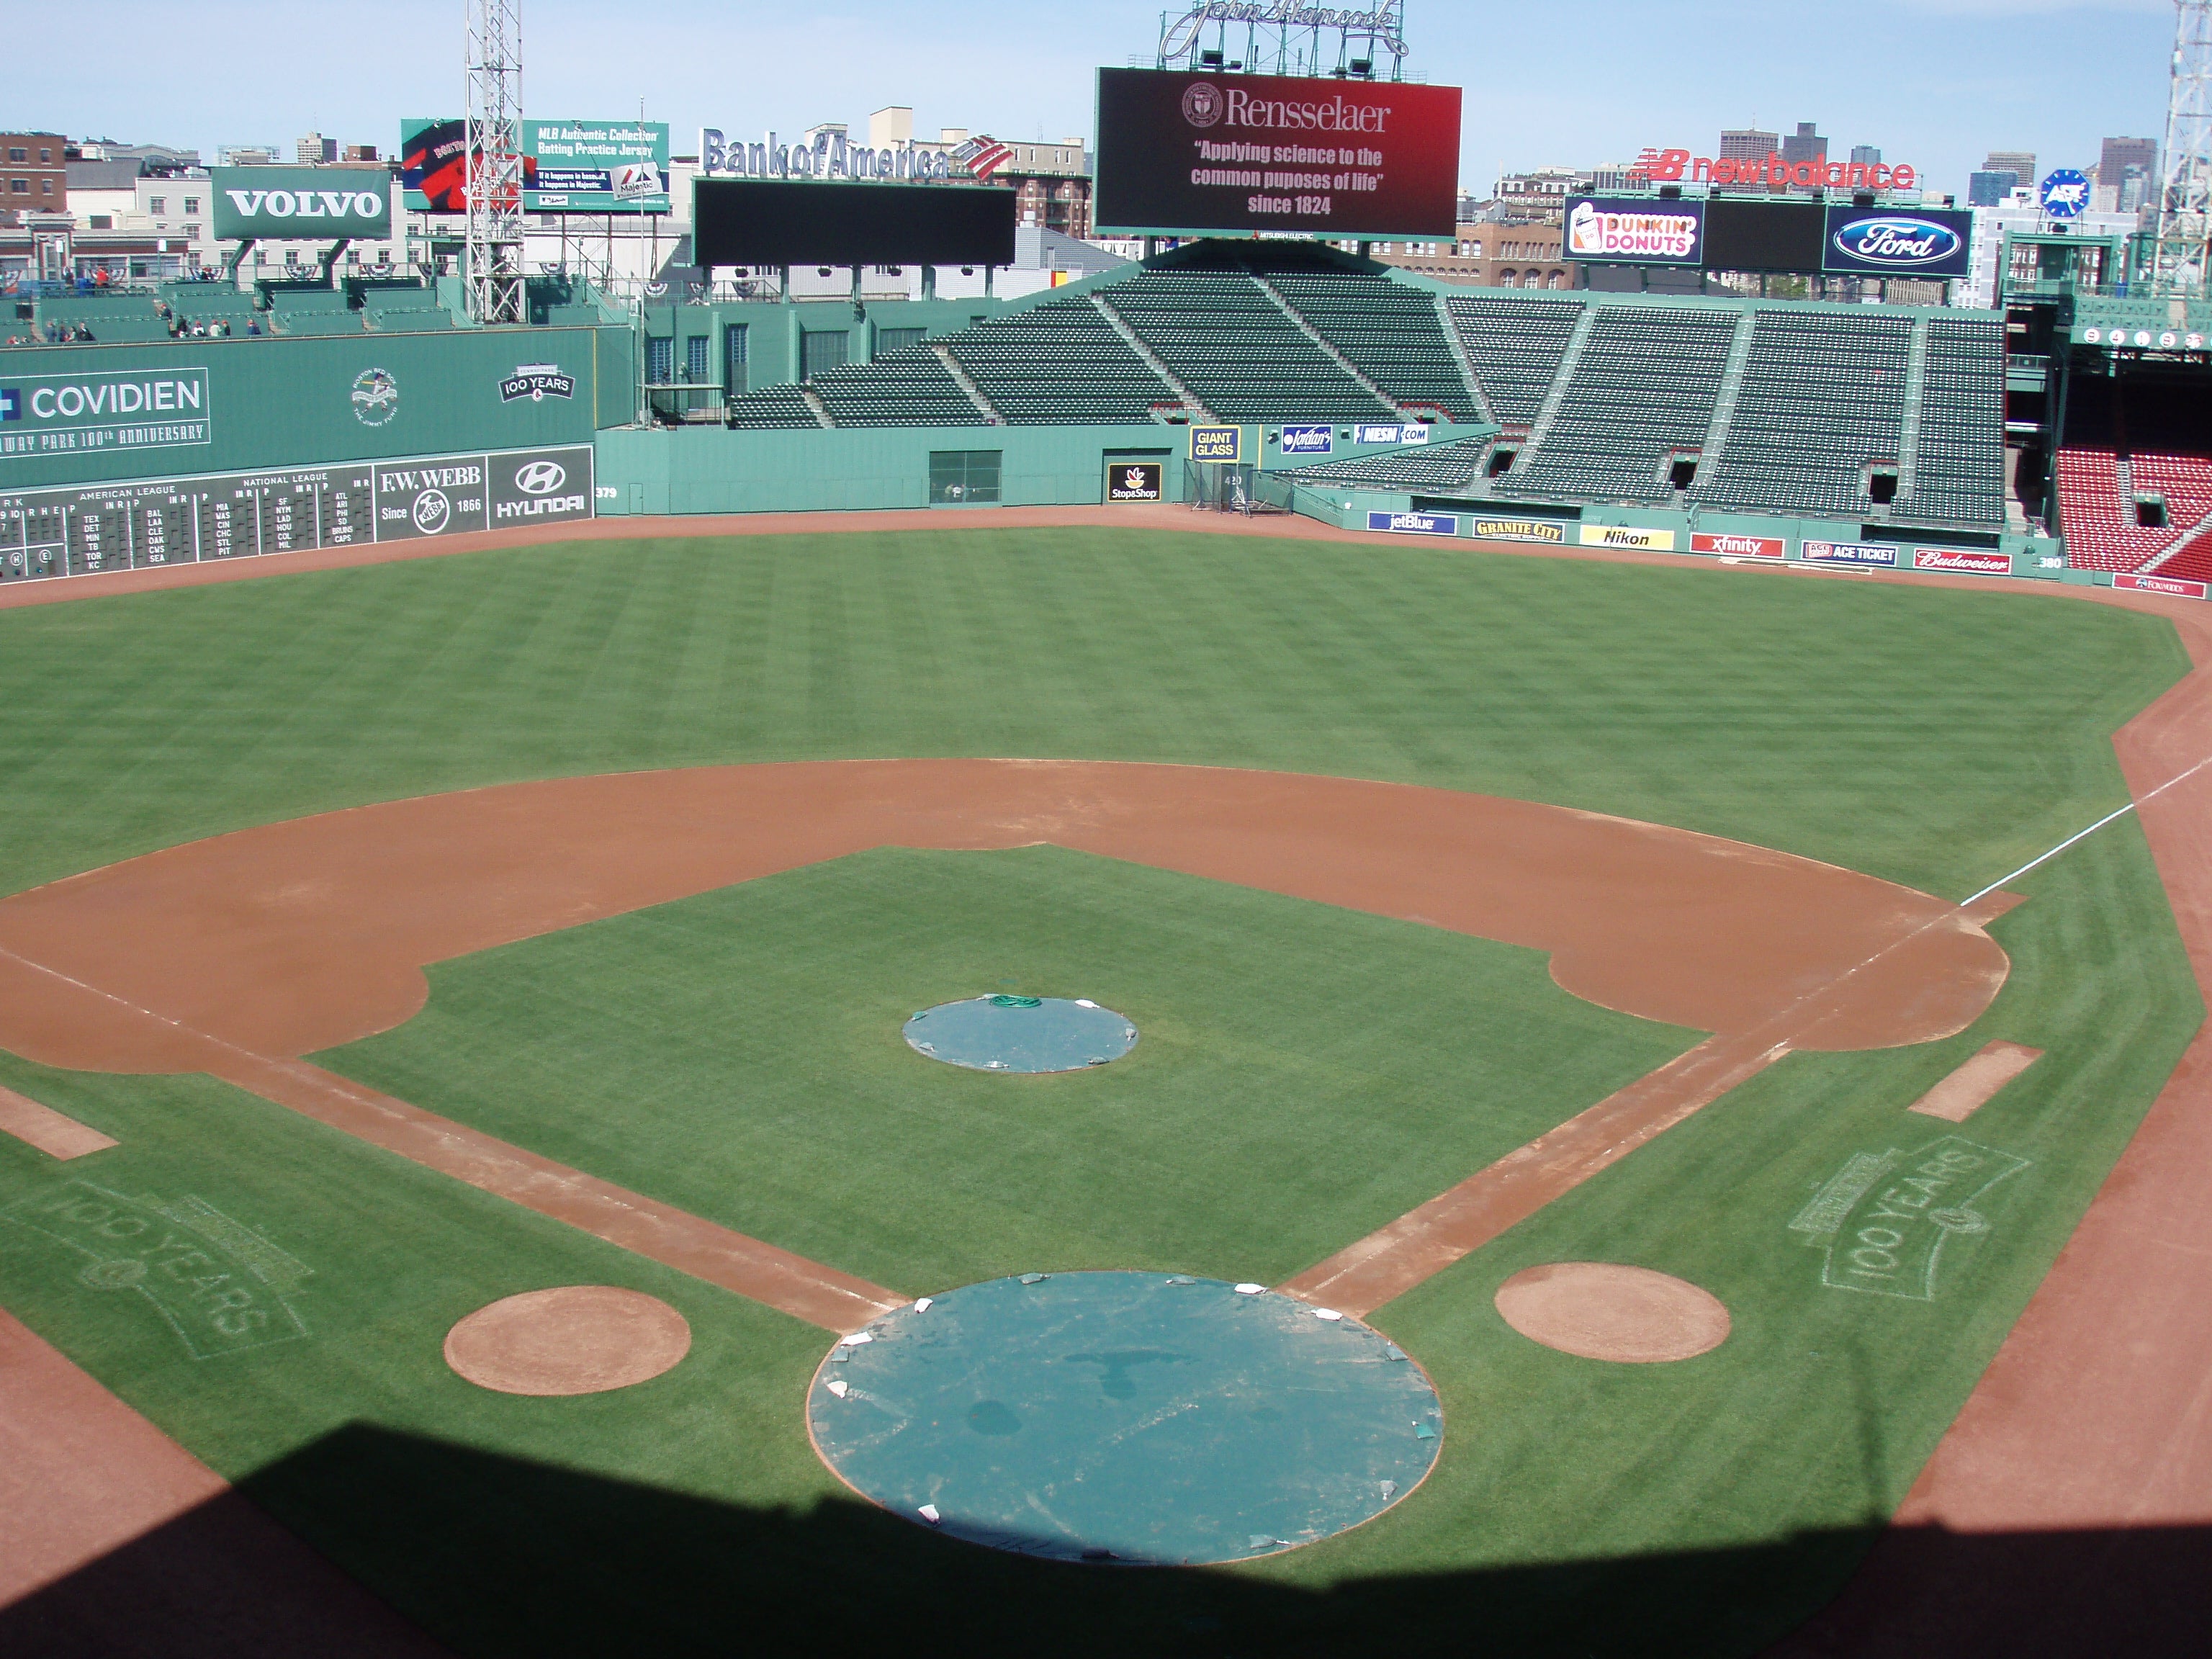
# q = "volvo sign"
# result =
<box><xmin>211</xmin><ymin>168</ymin><xmax>394</xmax><ymax>241</ymax></box>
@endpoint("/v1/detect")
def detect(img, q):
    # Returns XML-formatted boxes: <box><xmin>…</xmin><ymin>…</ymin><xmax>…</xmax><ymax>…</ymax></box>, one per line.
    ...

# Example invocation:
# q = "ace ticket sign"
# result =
<box><xmin>1095</xmin><ymin>67</ymin><xmax>1461</xmax><ymax>239</ymax></box>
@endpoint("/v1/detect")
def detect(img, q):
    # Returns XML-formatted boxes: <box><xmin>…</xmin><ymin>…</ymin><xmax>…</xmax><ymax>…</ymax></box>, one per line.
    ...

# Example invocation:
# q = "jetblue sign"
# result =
<box><xmin>1822</xmin><ymin>207</ymin><xmax>1972</xmax><ymax>278</ymax></box>
<box><xmin>1367</xmin><ymin>511</ymin><xmax>1457</xmax><ymax>536</ymax></box>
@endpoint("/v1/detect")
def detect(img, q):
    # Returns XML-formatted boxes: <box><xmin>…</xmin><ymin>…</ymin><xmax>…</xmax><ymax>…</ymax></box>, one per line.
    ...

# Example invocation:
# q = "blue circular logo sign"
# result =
<box><xmin>1832</xmin><ymin>216</ymin><xmax>1963</xmax><ymax>269</ymax></box>
<box><xmin>2039</xmin><ymin>169</ymin><xmax>2091</xmax><ymax>220</ymax></box>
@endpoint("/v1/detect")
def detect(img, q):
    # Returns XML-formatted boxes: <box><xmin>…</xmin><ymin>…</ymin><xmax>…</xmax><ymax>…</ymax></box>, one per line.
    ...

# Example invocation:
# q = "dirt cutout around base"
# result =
<box><xmin>0</xmin><ymin>1084</ymin><xmax>115</xmax><ymax>1161</ymax></box>
<box><xmin>1494</xmin><ymin>1262</ymin><xmax>1732</xmax><ymax>1363</ymax></box>
<box><xmin>1909</xmin><ymin>1040</ymin><xmax>2044</xmax><ymax>1124</ymax></box>
<box><xmin>444</xmin><ymin>1287</ymin><xmax>692</xmax><ymax>1396</ymax></box>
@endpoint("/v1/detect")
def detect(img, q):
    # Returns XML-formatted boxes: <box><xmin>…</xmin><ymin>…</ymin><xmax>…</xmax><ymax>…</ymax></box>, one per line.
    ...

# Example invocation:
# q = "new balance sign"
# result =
<box><xmin>1913</xmin><ymin>547</ymin><xmax>2010</xmax><ymax>575</ymax></box>
<box><xmin>1368</xmin><ymin>511</ymin><xmax>1457</xmax><ymax>536</ymax></box>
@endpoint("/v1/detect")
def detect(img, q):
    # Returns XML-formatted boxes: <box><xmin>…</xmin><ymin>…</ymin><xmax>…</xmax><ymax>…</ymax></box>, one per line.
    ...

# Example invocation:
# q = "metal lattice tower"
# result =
<box><xmin>1156</xmin><ymin>2</ymin><xmax>1410</xmax><ymax>81</ymax></box>
<box><xmin>464</xmin><ymin>0</ymin><xmax>525</xmax><ymax>323</ymax></box>
<box><xmin>2157</xmin><ymin>1</ymin><xmax>2212</xmax><ymax>293</ymax></box>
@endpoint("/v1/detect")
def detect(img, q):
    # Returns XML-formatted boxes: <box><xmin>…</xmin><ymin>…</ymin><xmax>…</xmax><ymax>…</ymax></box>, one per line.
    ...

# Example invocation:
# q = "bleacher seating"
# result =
<box><xmin>1102</xmin><ymin>269</ymin><xmax>1394</xmax><ymax>422</ymax></box>
<box><xmin>2052</xmin><ymin>449</ymin><xmax>2212</xmax><ymax>572</ymax></box>
<box><xmin>1269</xmin><ymin>273</ymin><xmax>1480</xmax><ymax>421</ymax></box>
<box><xmin>274</xmin><ymin>310</ymin><xmax>364</xmax><ymax>336</ymax></box>
<box><xmin>365</xmin><ymin>308</ymin><xmax>454</xmax><ymax>331</ymax></box>
<box><xmin>1278</xmin><ymin>438</ymin><xmax>1492</xmax><ymax>493</ymax></box>
<box><xmin>722</xmin><ymin>383</ymin><xmax>826</xmax><ymax>428</ymax></box>
<box><xmin>2151</xmin><ymin>530</ymin><xmax>2212</xmax><ymax>583</ymax></box>
<box><xmin>944</xmin><ymin>298</ymin><xmax>1179</xmax><ymax>424</ymax></box>
<box><xmin>809</xmin><ymin>346</ymin><xmax>985</xmax><ymax>426</ymax></box>
<box><xmin>1910</xmin><ymin>317</ymin><xmax>2007</xmax><ymax>526</ymax></box>
<box><xmin>1445</xmin><ymin>295</ymin><xmax>1586</xmax><ymax>428</ymax></box>
<box><xmin>1694</xmin><ymin>310</ymin><xmax>1912</xmax><ymax>518</ymax></box>
<box><xmin>1499</xmin><ymin>306</ymin><xmax>1737</xmax><ymax>503</ymax></box>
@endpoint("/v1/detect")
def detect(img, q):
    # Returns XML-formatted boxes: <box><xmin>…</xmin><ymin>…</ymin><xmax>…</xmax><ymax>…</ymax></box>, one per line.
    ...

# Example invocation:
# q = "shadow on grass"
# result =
<box><xmin>4</xmin><ymin>1424</ymin><xmax>2206</xmax><ymax>1658</ymax></box>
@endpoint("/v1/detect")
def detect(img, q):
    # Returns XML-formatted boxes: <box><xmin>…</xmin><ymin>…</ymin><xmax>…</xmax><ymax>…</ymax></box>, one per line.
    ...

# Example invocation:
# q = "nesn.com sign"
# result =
<box><xmin>1280</xmin><ymin>424</ymin><xmax>1334</xmax><ymax>456</ymax></box>
<box><xmin>1368</xmin><ymin>510</ymin><xmax>1458</xmax><ymax>536</ymax></box>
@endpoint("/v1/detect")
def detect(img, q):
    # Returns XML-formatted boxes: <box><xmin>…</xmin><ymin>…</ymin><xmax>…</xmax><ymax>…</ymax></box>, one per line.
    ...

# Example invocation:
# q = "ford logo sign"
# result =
<box><xmin>1833</xmin><ymin>216</ymin><xmax>1962</xmax><ymax>268</ymax></box>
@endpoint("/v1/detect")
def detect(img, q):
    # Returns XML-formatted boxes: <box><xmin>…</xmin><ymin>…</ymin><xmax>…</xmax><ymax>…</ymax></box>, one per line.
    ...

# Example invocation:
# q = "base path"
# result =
<box><xmin>0</xmin><ymin>1307</ymin><xmax>444</xmax><ymax>1654</ymax></box>
<box><xmin>0</xmin><ymin>762</ymin><xmax>2004</xmax><ymax>1335</ymax></box>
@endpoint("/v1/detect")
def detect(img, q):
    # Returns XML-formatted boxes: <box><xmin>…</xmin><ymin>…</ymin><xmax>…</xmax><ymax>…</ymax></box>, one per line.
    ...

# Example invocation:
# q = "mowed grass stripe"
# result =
<box><xmin>0</xmin><ymin>529</ymin><xmax>2185</xmax><ymax>896</ymax></box>
<box><xmin>318</xmin><ymin>847</ymin><xmax>1697</xmax><ymax>1297</ymax></box>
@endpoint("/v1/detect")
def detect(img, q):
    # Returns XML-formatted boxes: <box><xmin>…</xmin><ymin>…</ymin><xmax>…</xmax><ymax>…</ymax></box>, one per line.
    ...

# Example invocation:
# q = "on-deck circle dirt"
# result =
<box><xmin>806</xmin><ymin>1272</ymin><xmax>1442</xmax><ymax>1565</ymax></box>
<box><xmin>1492</xmin><ymin>1262</ymin><xmax>1731</xmax><ymax>1363</ymax></box>
<box><xmin>442</xmin><ymin>1286</ymin><xmax>692</xmax><ymax>1395</ymax></box>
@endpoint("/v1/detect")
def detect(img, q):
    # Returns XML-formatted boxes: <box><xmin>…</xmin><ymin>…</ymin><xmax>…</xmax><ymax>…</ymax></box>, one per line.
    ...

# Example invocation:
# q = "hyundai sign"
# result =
<box><xmin>1821</xmin><ymin>207</ymin><xmax>1972</xmax><ymax>278</ymax></box>
<box><xmin>211</xmin><ymin>167</ymin><xmax>393</xmax><ymax>242</ymax></box>
<box><xmin>1094</xmin><ymin>66</ymin><xmax>1462</xmax><ymax>239</ymax></box>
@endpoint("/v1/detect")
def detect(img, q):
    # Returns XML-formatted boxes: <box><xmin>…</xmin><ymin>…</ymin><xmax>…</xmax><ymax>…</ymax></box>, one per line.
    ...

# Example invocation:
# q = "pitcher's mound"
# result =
<box><xmin>444</xmin><ymin>1286</ymin><xmax>691</xmax><ymax>1395</ymax></box>
<box><xmin>1494</xmin><ymin>1263</ymin><xmax>1730</xmax><ymax>1363</ymax></box>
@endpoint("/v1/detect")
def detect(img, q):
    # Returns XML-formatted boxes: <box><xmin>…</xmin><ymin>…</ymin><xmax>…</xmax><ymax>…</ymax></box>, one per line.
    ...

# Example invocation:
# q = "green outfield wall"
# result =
<box><xmin>0</xmin><ymin>326</ymin><xmax>631</xmax><ymax>492</ymax></box>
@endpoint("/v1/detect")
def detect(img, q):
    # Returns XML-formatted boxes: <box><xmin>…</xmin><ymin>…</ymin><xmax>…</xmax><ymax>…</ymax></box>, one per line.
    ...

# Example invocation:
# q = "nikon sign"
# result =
<box><xmin>212</xmin><ymin>168</ymin><xmax>394</xmax><ymax>242</ymax></box>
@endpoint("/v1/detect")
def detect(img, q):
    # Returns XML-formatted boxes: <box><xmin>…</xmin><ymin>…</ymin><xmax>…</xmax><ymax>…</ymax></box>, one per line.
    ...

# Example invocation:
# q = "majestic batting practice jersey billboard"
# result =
<box><xmin>1094</xmin><ymin>68</ymin><xmax>1460</xmax><ymax>240</ymax></box>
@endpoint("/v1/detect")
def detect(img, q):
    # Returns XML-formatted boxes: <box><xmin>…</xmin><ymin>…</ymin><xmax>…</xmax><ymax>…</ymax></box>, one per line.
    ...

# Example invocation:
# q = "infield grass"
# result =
<box><xmin>0</xmin><ymin>528</ymin><xmax>2200</xmax><ymax>1656</ymax></box>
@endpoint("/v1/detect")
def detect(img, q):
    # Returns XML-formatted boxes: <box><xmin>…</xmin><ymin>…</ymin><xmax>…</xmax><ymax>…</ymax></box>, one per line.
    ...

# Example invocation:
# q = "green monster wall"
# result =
<box><xmin>0</xmin><ymin>325</ymin><xmax>631</xmax><ymax>493</ymax></box>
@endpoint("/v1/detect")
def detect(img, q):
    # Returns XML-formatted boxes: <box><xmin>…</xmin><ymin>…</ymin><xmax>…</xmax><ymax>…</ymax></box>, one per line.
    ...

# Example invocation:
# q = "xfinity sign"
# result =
<box><xmin>212</xmin><ymin>167</ymin><xmax>394</xmax><ymax>241</ymax></box>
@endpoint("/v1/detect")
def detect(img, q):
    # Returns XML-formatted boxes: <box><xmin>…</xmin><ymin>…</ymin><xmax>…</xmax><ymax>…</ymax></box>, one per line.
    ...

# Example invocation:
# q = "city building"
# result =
<box><xmin>1850</xmin><ymin>145</ymin><xmax>1881</xmax><ymax>167</ymax></box>
<box><xmin>1781</xmin><ymin>123</ymin><xmax>1827</xmax><ymax>166</ymax></box>
<box><xmin>1495</xmin><ymin>167</ymin><xmax>1587</xmax><ymax>220</ymax></box>
<box><xmin>2099</xmin><ymin>137</ymin><xmax>2157</xmax><ymax>187</ymax></box>
<box><xmin>66</xmin><ymin>158</ymin><xmax>146</xmax><ymax>226</ymax></box>
<box><xmin>1719</xmin><ymin>127</ymin><xmax>1778</xmax><ymax>162</ymax></box>
<box><xmin>342</xmin><ymin>144</ymin><xmax>380</xmax><ymax>163</ymax></box>
<box><xmin>76</xmin><ymin>140</ymin><xmax>201</xmax><ymax>174</ymax></box>
<box><xmin>1</xmin><ymin>132</ymin><xmax>66</xmax><ymax>222</ymax></box>
<box><xmin>1964</xmin><ymin>199</ymin><xmax>2138</xmax><ymax>308</ymax></box>
<box><xmin>297</xmin><ymin>132</ymin><xmax>338</xmax><ymax>165</ymax></box>
<box><xmin>1984</xmin><ymin>149</ymin><xmax>2037</xmax><ymax>182</ymax></box>
<box><xmin>1372</xmin><ymin>220</ymin><xmax>1571</xmax><ymax>289</ymax></box>
<box><xmin>1969</xmin><ymin>170</ymin><xmax>2021</xmax><ymax>207</ymax></box>
<box><xmin>218</xmin><ymin>145</ymin><xmax>282</xmax><ymax>166</ymax></box>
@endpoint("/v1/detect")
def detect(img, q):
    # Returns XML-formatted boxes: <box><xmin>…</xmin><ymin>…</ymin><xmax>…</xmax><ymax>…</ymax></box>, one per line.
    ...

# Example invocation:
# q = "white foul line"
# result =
<box><xmin>1961</xmin><ymin>750</ymin><xmax>2212</xmax><ymax>909</ymax></box>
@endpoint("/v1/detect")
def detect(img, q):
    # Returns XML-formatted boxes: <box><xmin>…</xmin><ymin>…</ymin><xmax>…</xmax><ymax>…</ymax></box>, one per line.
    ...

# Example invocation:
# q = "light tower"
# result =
<box><xmin>2156</xmin><ymin>0</ymin><xmax>2212</xmax><ymax>292</ymax></box>
<box><xmin>464</xmin><ymin>0</ymin><xmax>526</xmax><ymax>323</ymax></box>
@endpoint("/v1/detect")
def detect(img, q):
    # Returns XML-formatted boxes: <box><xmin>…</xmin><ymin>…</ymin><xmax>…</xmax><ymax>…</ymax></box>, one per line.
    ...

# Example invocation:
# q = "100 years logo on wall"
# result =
<box><xmin>350</xmin><ymin>367</ymin><xmax>399</xmax><ymax>428</ymax></box>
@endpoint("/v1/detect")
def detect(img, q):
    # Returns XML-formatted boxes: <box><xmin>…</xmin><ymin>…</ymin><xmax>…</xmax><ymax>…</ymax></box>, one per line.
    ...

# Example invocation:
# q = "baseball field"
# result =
<box><xmin>1</xmin><ymin>516</ymin><xmax>2206</xmax><ymax>1655</ymax></box>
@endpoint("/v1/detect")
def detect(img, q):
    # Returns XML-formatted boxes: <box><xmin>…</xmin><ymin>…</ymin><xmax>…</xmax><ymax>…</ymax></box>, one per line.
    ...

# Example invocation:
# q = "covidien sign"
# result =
<box><xmin>211</xmin><ymin>167</ymin><xmax>394</xmax><ymax>241</ymax></box>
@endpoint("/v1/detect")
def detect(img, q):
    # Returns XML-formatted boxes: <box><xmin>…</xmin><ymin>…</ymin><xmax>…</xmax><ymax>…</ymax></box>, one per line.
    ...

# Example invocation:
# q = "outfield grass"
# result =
<box><xmin>0</xmin><ymin>529</ymin><xmax>2201</xmax><ymax>1656</ymax></box>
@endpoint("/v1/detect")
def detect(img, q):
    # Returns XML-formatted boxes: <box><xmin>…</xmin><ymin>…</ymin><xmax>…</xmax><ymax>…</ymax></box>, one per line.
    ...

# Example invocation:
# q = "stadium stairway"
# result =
<box><xmin>2054</xmin><ymin>449</ymin><xmax>2212</xmax><ymax>572</ymax></box>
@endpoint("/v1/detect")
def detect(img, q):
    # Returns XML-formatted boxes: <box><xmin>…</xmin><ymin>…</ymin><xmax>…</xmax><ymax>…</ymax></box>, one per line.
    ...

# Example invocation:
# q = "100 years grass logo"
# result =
<box><xmin>1789</xmin><ymin>1135</ymin><xmax>2031</xmax><ymax>1300</ymax></box>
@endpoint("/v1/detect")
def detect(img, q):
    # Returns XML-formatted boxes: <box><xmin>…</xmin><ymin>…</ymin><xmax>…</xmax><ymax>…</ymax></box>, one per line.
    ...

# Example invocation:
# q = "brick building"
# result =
<box><xmin>1</xmin><ymin>132</ymin><xmax>67</xmax><ymax>223</ymax></box>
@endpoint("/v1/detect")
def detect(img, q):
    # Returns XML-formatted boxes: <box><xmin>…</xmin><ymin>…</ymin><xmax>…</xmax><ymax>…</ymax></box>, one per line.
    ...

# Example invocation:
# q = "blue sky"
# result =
<box><xmin>27</xmin><ymin>1</ymin><xmax>2174</xmax><ymax>195</ymax></box>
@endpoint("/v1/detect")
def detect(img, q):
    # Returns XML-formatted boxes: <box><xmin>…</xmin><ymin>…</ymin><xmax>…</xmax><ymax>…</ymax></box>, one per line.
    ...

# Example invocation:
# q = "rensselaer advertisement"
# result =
<box><xmin>1094</xmin><ymin>67</ymin><xmax>1461</xmax><ymax>238</ymax></box>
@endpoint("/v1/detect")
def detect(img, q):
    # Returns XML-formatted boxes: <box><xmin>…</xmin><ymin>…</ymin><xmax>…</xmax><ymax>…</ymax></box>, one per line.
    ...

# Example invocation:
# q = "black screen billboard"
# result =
<box><xmin>1093</xmin><ymin>67</ymin><xmax>1461</xmax><ymax>239</ymax></box>
<box><xmin>1821</xmin><ymin>207</ymin><xmax>1973</xmax><ymax>279</ymax></box>
<box><xmin>1702</xmin><ymin>199</ymin><xmax>1825</xmax><ymax>273</ymax></box>
<box><xmin>691</xmin><ymin>179</ymin><xmax>1016</xmax><ymax>268</ymax></box>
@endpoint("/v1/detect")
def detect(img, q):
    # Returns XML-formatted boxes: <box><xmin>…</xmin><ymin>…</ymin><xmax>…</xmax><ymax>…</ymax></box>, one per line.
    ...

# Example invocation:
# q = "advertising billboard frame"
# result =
<box><xmin>1821</xmin><ymin>206</ymin><xmax>1974</xmax><ymax>279</ymax></box>
<box><xmin>521</xmin><ymin>119</ymin><xmax>672</xmax><ymax>215</ymax></box>
<box><xmin>1564</xmin><ymin>196</ymin><xmax>1706</xmax><ymax>266</ymax></box>
<box><xmin>691</xmin><ymin>177</ymin><xmax>1016</xmax><ymax>269</ymax></box>
<box><xmin>1092</xmin><ymin>66</ymin><xmax>1462</xmax><ymax>241</ymax></box>
<box><xmin>210</xmin><ymin>168</ymin><xmax>393</xmax><ymax>243</ymax></box>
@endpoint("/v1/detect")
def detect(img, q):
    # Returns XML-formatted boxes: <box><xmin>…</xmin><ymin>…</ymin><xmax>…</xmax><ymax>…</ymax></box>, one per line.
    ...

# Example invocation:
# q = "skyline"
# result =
<box><xmin>15</xmin><ymin>1</ymin><xmax>2182</xmax><ymax>198</ymax></box>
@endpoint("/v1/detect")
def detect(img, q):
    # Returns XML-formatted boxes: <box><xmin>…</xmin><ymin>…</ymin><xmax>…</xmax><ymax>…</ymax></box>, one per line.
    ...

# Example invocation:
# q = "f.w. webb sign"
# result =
<box><xmin>211</xmin><ymin>167</ymin><xmax>394</xmax><ymax>241</ymax></box>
